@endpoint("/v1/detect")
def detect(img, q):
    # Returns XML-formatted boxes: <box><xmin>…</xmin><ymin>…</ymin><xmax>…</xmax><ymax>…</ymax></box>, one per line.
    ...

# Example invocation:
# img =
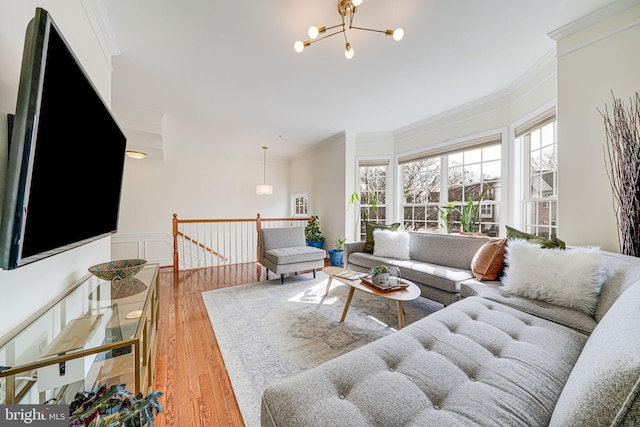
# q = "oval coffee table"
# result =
<box><xmin>323</xmin><ymin>266</ymin><xmax>421</xmax><ymax>329</ymax></box>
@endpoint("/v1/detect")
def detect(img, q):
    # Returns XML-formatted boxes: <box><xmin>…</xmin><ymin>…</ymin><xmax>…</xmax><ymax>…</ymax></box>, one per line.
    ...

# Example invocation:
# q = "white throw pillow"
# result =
<box><xmin>373</xmin><ymin>229</ymin><xmax>410</xmax><ymax>260</ymax></box>
<box><xmin>501</xmin><ymin>239</ymin><xmax>605</xmax><ymax>316</ymax></box>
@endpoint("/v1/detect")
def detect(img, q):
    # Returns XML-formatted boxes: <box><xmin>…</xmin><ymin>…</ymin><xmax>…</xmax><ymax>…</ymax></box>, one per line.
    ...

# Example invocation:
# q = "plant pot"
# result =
<box><xmin>460</xmin><ymin>231</ymin><xmax>486</xmax><ymax>236</ymax></box>
<box><xmin>371</xmin><ymin>273</ymin><xmax>389</xmax><ymax>285</ymax></box>
<box><xmin>306</xmin><ymin>240</ymin><xmax>324</xmax><ymax>249</ymax></box>
<box><xmin>328</xmin><ymin>249</ymin><xmax>343</xmax><ymax>266</ymax></box>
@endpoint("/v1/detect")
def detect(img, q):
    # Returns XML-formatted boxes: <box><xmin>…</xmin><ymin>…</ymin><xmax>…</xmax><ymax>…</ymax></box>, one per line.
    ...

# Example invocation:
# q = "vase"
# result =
<box><xmin>328</xmin><ymin>249</ymin><xmax>343</xmax><ymax>266</ymax></box>
<box><xmin>306</xmin><ymin>240</ymin><xmax>324</xmax><ymax>249</ymax></box>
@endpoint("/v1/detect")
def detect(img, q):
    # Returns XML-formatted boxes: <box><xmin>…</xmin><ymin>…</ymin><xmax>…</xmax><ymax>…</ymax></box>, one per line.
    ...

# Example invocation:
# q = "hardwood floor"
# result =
<box><xmin>153</xmin><ymin>263</ymin><xmax>267</xmax><ymax>427</ymax></box>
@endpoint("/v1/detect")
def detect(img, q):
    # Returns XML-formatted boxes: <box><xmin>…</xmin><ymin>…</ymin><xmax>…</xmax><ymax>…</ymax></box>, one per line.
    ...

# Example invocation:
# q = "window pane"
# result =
<box><xmin>482</xmin><ymin>160</ymin><xmax>500</xmax><ymax>181</ymax></box>
<box><xmin>483</xmin><ymin>144</ymin><xmax>501</xmax><ymax>161</ymax></box>
<box><xmin>464</xmin><ymin>148</ymin><xmax>481</xmax><ymax>164</ymax></box>
<box><xmin>402</xmin><ymin>142</ymin><xmax>501</xmax><ymax>234</ymax></box>
<box><xmin>448</xmin><ymin>152</ymin><xmax>463</xmax><ymax>167</ymax></box>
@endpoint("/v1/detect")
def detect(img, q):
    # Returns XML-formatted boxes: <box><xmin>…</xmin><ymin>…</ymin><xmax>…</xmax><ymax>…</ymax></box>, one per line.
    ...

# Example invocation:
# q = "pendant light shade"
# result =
<box><xmin>256</xmin><ymin>146</ymin><xmax>273</xmax><ymax>195</ymax></box>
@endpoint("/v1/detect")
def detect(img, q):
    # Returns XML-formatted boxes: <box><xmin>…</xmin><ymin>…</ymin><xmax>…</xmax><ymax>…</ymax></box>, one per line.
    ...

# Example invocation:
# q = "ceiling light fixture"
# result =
<box><xmin>256</xmin><ymin>146</ymin><xmax>273</xmax><ymax>195</ymax></box>
<box><xmin>126</xmin><ymin>150</ymin><xmax>147</xmax><ymax>159</ymax></box>
<box><xmin>294</xmin><ymin>0</ymin><xmax>404</xmax><ymax>59</ymax></box>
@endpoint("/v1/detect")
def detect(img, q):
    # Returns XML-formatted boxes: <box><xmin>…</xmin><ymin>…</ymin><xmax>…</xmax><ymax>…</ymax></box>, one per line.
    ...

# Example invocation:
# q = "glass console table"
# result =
<box><xmin>0</xmin><ymin>263</ymin><xmax>159</xmax><ymax>405</ymax></box>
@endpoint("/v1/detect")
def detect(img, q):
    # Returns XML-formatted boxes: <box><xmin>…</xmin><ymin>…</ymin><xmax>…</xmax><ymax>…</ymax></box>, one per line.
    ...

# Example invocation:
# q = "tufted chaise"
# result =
<box><xmin>261</xmin><ymin>249</ymin><xmax>640</xmax><ymax>426</ymax></box>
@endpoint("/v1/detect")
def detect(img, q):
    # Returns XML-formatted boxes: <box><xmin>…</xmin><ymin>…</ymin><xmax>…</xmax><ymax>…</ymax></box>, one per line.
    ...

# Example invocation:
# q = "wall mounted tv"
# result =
<box><xmin>0</xmin><ymin>8</ymin><xmax>126</xmax><ymax>270</ymax></box>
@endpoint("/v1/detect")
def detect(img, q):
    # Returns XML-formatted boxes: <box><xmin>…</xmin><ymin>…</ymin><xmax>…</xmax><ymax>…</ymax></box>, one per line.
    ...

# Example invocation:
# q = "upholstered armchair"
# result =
<box><xmin>259</xmin><ymin>227</ymin><xmax>326</xmax><ymax>284</ymax></box>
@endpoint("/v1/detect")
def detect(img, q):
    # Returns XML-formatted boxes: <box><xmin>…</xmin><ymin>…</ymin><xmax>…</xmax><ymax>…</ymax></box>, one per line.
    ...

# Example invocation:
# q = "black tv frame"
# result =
<box><xmin>0</xmin><ymin>8</ymin><xmax>127</xmax><ymax>270</ymax></box>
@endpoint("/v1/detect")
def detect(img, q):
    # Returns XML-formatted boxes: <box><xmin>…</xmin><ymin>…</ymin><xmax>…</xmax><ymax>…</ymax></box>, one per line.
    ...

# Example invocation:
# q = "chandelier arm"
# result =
<box><xmin>349</xmin><ymin>25</ymin><xmax>390</xmax><ymax>35</ymax></box>
<box><xmin>307</xmin><ymin>28</ymin><xmax>346</xmax><ymax>46</ymax></box>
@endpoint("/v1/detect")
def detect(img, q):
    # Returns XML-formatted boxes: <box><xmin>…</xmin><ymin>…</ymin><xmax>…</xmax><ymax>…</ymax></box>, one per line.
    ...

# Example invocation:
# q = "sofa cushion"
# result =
<box><xmin>262</xmin><ymin>297</ymin><xmax>588</xmax><ymax>427</ymax></box>
<box><xmin>348</xmin><ymin>251</ymin><xmax>473</xmax><ymax>293</ymax></box>
<box><xmin>502</xmin><ymin>239</ymin><xmax>605</xmax><ymax>316</ymax></box>
<box><xmin>363</xmin><ymin>222</ymin><xmax>401</xmax><ymax>253</ymax></box>
<box><xmin>549</xmin><ymin>282</ymin><xmax>640</xmax><ymax>426</ymax></box>
<box><xmin>506</xmin><ymin>225</ymin><xmax>566</xmax><ymax>249</ymax></box>
<box><xmin>409</xmin><ymin>232</ymin><xmax>489</xmax><ymax>271</ymax></box>
<box><xmin>471</xmin><ymin>238</ymin><xmax>507</xmax><ymax>280</ymax></box>
<box><xmin>264</xmin><ymin>246</ymin><xmax>325</xmax><ymax>265</ymax></box>
<box><xmin>373</xmin><ymin>229</ymin><xmax>410</xmax><ymax>260</ymax></box>
<box><xmin>460</xmin><ymin>279</ymin><xmax>597</xmax><ymax>334</ymax></box>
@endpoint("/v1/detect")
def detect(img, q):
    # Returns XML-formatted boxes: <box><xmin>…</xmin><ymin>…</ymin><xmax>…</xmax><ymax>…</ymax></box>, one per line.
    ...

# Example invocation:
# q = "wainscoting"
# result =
<box><xmin>111</xmin><ymin>233</ymin><xmax>173</xmax><ymax>266</ymax></box>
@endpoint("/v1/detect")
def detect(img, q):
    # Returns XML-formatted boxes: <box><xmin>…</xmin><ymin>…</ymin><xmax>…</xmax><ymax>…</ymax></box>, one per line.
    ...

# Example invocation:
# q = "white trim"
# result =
<box><xmin>508</xmin><ymin>49</ymin><xmax>557</xmax><ymax>93</ymax></box>
<box><xmin>89</xmin><ymin>0</ymin><xmax>121</xmax><ymax>56</ymax></box>
<box><xmin>396</xmin><ymin>127</ymin><xmax>505</xmax><ymax>162</ymax></box>
<box><xmin>394</xmin><ymin>91</ymin><xmax>510</xmax><ymax>143</ymax></box>
<box><xmin>554</xmin><ymin>18</ymin><xmax>640</xmax><ymax>58</ymax></box>
<box><xmin>548</xmin><ymin>0</ymin><xmax>640</xmax><ymax>41</ymax></box>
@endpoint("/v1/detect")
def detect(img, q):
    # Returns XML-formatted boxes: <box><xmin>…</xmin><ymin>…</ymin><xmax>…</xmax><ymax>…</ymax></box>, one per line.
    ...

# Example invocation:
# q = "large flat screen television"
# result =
<box><xmin>0</xmin><ymin>8</ymin><xmax>126</xmax><ymax>270</ymax></box>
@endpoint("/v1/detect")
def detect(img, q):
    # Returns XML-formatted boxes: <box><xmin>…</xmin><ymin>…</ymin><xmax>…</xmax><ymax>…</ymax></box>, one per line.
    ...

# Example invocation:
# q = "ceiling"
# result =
<box><xmin>103</xmin><ymin>0</ymin><xmax>616</xmax><ymax>159</ymax></box>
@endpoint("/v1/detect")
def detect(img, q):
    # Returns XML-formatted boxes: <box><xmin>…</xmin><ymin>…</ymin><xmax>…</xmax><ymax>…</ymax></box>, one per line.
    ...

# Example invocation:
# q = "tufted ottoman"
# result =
<box><xmin>261</xmin><ymin>296</ymin><xmax>588</xmax><ymax>426</ymax></box>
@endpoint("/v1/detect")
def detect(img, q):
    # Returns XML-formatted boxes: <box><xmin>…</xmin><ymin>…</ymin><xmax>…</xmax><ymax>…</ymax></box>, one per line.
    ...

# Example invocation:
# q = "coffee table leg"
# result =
<box><xmin>325</xmin><ymin>275</ymin><xmax>334</xmax><ymax>296</ymax></box>
<box><xmin>340</xmin><ymin>287</ymin><xmax>356</xmax><ymax>322</ymax></box>
<box><xmin>397</xmin><ymin>301</ymin><xmax>405</xmax><ymax>328</ymax></box>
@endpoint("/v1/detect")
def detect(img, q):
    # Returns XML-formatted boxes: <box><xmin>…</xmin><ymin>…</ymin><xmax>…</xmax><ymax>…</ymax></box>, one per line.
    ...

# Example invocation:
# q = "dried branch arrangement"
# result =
<box><xmin>601</xmin><ymin>91</ymin><xmax>640</xmax><ymax>256</ymax></box>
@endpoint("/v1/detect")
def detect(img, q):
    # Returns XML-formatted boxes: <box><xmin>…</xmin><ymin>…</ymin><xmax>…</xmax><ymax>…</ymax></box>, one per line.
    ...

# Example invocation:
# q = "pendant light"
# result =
<box><xmin>256</xmin><ymin>146</ymin><xmax>273</xmax><ymax>195</ymax></box>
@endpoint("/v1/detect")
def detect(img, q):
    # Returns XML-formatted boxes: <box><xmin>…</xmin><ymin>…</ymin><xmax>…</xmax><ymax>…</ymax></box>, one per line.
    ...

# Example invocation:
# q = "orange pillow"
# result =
<box><xmin>471</xmin><ymin>238</ymin><xmax>507</xmax><ymax>281</ymax></box>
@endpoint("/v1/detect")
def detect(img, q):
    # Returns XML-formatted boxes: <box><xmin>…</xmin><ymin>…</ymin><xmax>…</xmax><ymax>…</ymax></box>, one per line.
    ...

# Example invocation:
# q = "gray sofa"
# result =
<box><xmin>344</xmin><ymin>232</ymin><xmax>491</xmax><ymax>305</ymax></box>
<box><xmin>261</xmin><ymin>247</ymin><xmax>640</xmax><ymax>427</ymax></box>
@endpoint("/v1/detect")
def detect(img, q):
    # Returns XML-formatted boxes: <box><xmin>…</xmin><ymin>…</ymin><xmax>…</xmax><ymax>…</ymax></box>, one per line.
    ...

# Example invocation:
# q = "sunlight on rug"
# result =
<box><xmin>201</xmin><ymin>272</ymin><xmax>442</xmax><ymax>427</ymax></box>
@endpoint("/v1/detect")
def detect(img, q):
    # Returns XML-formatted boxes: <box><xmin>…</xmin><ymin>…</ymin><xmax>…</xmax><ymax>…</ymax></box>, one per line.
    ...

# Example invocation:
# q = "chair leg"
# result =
<box><xmin>281</xmin><ymin>274</ymin><xmax>285</xmax><ymax>284</ymax></box>
<box><xmin>313</xmin><ymin>269</ymin><xmax>316</xmax><ymax>279</ymax></box>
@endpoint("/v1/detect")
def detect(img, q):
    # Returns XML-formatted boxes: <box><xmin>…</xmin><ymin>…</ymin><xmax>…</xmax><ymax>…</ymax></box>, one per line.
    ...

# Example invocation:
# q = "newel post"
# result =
<box><xmin>173</xmin><ymin>213</ymin><xmax>179</xmax><ymax>274</ymax></box>
<box><xmin>256</xmin><ymin>213</ymin><xmax>262</xmax><ymax>262</ymax></box>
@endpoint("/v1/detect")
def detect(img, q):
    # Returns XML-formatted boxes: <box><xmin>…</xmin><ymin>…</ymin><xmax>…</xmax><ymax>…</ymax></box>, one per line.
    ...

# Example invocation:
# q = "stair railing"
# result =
<box><xmin>172</xmin><ymin>213</ymin><xmax>311</xmax><ymax>273</ymax></box>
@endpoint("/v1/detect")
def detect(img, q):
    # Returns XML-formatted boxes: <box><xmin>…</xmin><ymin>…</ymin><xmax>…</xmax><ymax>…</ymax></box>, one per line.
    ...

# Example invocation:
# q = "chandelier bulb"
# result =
<box><xmin>352</xmin><ymin>0</ymin><xmax>364</xmax><ymax>6</ymax></box>
<box><xmin>393</xmin><ymin>27</ymin><xmax>404</xmax><ymax>41</ymax></box>
<box><xmin>308</xmin><ymin>26</ymin><xmax>319</xmax><ymax>39</ymax></box>
<box><xmin>294</xmin><ymin>40</ymin><xmax>308</xmax><ymax>53</ymax></box>
<box><xmin>345</xmin><ymin>43</ymin><xmax>354</xmax><ymax>59</ymax></box>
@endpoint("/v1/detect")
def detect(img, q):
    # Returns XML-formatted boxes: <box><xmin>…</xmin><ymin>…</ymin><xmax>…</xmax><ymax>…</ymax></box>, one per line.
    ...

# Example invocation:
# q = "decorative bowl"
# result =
<box><xmin>89</xmin><ymin>259</ymin><xmax>148</xmax><ymax>281</ymax></box>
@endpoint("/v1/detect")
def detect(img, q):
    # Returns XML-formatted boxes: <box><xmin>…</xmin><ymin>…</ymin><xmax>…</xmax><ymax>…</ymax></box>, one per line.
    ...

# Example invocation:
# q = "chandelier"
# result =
<box><xmin>294</xmin><ymin>0</ymin><xmax>404</xmax><ymax>59</ymax></box>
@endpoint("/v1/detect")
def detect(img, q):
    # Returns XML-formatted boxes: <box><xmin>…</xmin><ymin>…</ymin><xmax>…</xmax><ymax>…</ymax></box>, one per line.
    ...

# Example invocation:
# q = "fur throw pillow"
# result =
<box><xmin>373</xmin><ymin>229</ymin><xmax>410</xmax><ymax>260</ymax></box>
<box><xmin>501</xmin><ymin>239</ymin><xmax>605</xmax><ymax>316</ymax></box>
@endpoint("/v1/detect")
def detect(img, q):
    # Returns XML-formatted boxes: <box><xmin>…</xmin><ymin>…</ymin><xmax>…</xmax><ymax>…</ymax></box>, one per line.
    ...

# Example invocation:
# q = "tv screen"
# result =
<box><xmin>0</xmin><ymin>8</ymin><xmax>126</xmax><ymax>270</ymax></box>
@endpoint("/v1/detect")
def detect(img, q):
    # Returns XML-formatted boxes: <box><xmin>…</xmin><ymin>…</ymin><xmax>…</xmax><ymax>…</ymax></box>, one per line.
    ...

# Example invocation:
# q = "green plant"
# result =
<box><xmin>349</xmin><ymin>191</ymin><xmax>378</xmax><ymax>222</ymax></box>
<box><xmin>69</xmin><ymin>383</ymin><xmax>163</xmax><ymax>427</ymax></box>
<box><xmin>370</xmin><ymin>264</ymin><xmax>389</xmax><ymax>276</ymax></box>
<box><xmin>334</xmin><ymin>236</ymin><xmax>347</xmax><ymax>251</ymax></box>
<box><xmin>437</xmin><ymin>201</ymin><xmax>457</xmax><ymax>233</ymax></box>
<box><xmin>304</xmin><ymin>215</ymin><xmax>325</xmax><ymax>242</ymax></box>
<box><xmin>459</xmin><ymin>189</ymin><xmax>485</xmax><ymax>232</ymax></box>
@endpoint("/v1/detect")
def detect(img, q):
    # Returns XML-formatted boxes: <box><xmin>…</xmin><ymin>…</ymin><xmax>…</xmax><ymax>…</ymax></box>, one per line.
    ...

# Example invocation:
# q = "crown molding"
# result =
<box><xmin>548</xmin><ymin>0</ymin><xmax>640</xmax><ymax>40</ymax></box>
<box><xmin>81</xmin><ymin>0</ymin><xmax>121</xmax><ymax>57</ymax></box>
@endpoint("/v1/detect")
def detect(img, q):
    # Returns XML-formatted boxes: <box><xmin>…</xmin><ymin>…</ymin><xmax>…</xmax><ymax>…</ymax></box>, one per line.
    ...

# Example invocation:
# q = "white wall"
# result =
<box><xmin>0</xmin><ymin>1</ymin><xmax>115</xmax><ymax>338</ymax></box>
<box><xmin>289</xmin><ymin>133</ymin><xmax>347</xmax><ymax>250</ymax></box>
<box><xmin>113</xmin><ymin>140</ymin><xmax>291</xmax><ymax>265</ymax></box>
<box><xmin>555</xmin><ymin>2</ymin><xmax>640</xmax><ymax>251</ymax></box>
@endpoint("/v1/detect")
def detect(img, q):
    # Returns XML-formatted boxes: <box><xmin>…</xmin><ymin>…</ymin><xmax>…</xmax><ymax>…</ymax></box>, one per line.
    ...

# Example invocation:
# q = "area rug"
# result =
<box><xmin>201</xmin><ymin>272</ymin><xmax>442</xmax><ymax>427</ymax></box>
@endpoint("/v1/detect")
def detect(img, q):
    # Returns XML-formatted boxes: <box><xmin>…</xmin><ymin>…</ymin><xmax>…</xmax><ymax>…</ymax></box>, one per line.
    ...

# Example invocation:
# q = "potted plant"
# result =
<box><xmin>458</xmin><ymin>189</ymin><xmax>485</xmax><ymax>235</ymax></box>
<box><xmin>69</xmin><ymin>383</ymin><xmax>163</xmax><ymax>426</ymax></box>
<box><xmin>328</xmin><ymin>236</ymin><xmax>347</xmax><ymax>266</ymax></box>
<box><xmin>304</xmin><ymin>215</ymin><xmax>325</xmax><ymax>249</ymax></box>
<box><xmin>437</xmin><ymin>201</ymin><xmax>457</xmax><ymax>234</ymax></box>
<box><xmin>370</xmin><ymin>264</ymin><xmax>389</xmax><ymax>285</ymax></box>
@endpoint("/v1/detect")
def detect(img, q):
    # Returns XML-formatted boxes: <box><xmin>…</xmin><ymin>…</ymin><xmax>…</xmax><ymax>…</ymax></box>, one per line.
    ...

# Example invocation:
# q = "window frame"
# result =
<box><xmin>291</xmin><ymin>193</ymin><xmax>309</xmax><ymax>217</ymax></box>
